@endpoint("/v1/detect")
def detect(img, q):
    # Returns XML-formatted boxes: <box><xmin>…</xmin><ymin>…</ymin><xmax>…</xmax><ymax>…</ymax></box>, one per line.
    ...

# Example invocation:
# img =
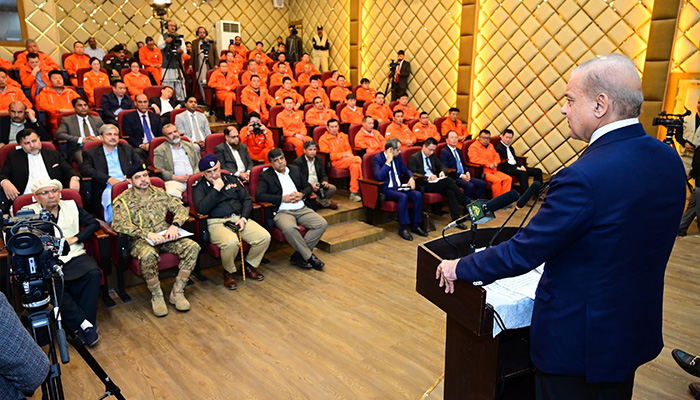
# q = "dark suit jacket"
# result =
<box><xmin>393</xmin><ymin>60</ymin><xmax>411</xmax><ymax>93</ymax></box>
<box><xmin>455</xmin><ymin>123</ymin><xmax>687</xmax><ymax>382</ymax></box>
<box><xmin>0</xmin><ymin>117</ymin><xmax>50</xmax><ymax>144</ymax></box>
<box><xmin>439</xmin><ymin>144</ymin><xmax>467</xmax><ymax>171</ymax></box>
<box><xmin>55</xmin><ymin>114</ymin><xmax>104</xmax><ymax>155</ymax></box>
<box><xmin>0</xmin><ymin>149</ymin><xmax>77</xmax><ymax>194</ymax></box>
<box><xmin>149</xmin><ymin>96</ymin><xmax>181</xmax><ymax>113</ymax></box>
<box><xmin>372</xmin><ymin>151</ymin><xmax>413</xmax><ymax>190</ymax></box>
<box><xmin>408</xmin><ymin>151</ymin><xmax>446</xmax><ymax>187</ymax></box>
<box><xmin>495</xmin><ymin>142</ymin><xmax>523</xmax><ymax>167</ymax></box>
<box><xmin>100</xmin><ymin>92</ymin><xmax>135</xmax><ymax>123</ymax></box>
<box><xmin>293</xmin><ymin>155</ymin><xmax>329</xmax><ymax>184</ymax></box>
<box><xmin>80</xmin><ymin>143</ymin><xmax>143</xmax><ymax>211</ymax></box>
<box><xmin>255</xmin><ymin>165</ymin><xmax>312</xmax><ymax>218</ymax></box>
<box><xmin>214</xmin><ymin>142</ymin><xmax>254</xmax><ymax>176</ymax></box>
<box><xmin>122</xmin><ymin>111</ymin><xmax>162</xmax><ymax>148</ymax></box>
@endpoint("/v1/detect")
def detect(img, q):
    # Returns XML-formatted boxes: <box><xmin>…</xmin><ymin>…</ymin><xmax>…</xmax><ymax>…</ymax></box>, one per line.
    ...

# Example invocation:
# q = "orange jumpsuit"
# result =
<box><xmin>324</xmin><ymin>78</ymin><xmax>351</xmax><ymax>88</ymax></box>
<box><xmin>303</xmin><ymin>87</ymin><xmax>330</xmax><ymax>108</ymax></box>
<box><xmin>356</xmin><ymin>87</ymin><xmax>376</xmax><ymax>102</ymax></box>
<box><xmin>248</xmin><ymin>49</ymin><xmax>273</xmax><ymax>63</ymax></box>
<box><xmin>208</xmin><ymin>69</ymin><xmax>239</xmax><ymax>116</ymax></box>
<box><xmin>274</xmin><ymin>87</ymin><xmax>303</xmax><ymax>105</ymax></box>
<box><xmin>231</xmin><ymin>44</ymin><xmax>247</xmax><ymax>60</ymax></box>
<box><xmin>0</xmin><ymin>85</ymin><xmax>32</xmax><ymax>110</ymax></box>
<box><xmin>366</xmin><ymin>103</ymin><xmax>393</xmax><ymax>122</ymax></box>
<box><xmin>393</xmin><ymin>103</ymin><xmax>419</xmax><ymax>120</ymax></box>
<box><xmin>19</xmin><ymin>65</ymin><xmax>51</xmax><ymax>100</ymax></box>
<box><xmin>467</xmin><ymin>141</ymin><xmax>512</xmax><ymax>198</ymax></box>
<box><xmin>82</xmin><ymin>70</ymin><xmax>111</xmax><ymax>106</ymax></box>
<box><xmin>305</xmin><ymin>108</ymin><xmax>338</xmax><ymax>127</ymax></box>
<box><xmin>35</xmin><ymin>87</ymin><xmax>80</xmax><ymax>132</ymax></box>
<box><xmin>14</xmin><ymin>51</ymin><xmax>59</xmax><ymax>71</ymax></box>
<box><xmin>318</xmin><ymin>132</ymin><xmax>362</xmax><ymax>193</ymax></box>
<box><xmin>64</xmin><ymin>53</ymin><xmax>91</xmax><ymax>87</ymax></box>
<box><xmin>241</xmin><ymin>68</ymin><xmax>269</xmax><ymax>87</ymax></box>
<box><xmin>269</xmin><ymin>72</ymin><xmax>297</xmax><ymax>87</ymax></box>
<box><xmin>123</xmin><ymin>72</ymin><xmax>151</xmax><ymax>100</ymax></box>
<box><xmin>276</xmin><ymin>109</ymin><xmax>310</xmax><ymax>156</ymax></box>
<box><xmin>330</xmin><ymin>86</ymin><xmax>351</xmax><ymax>103</ymax></box>
<box><xmin>139</xmin><ymin>46</ymin><xmax>163</xmax><ymax>84</ymax></box>
<box><xmin>385</xmin><ymin>122</ymin><xmax>415</xmax><ymax>148</ymax></box>
<box><xmin>272</xmin><ymin>61</ymin><xmax>291</xmax><ymax>73</ymax></box>
<box><xmin>240</xmin><ymin>124</ymin><xmax>274</xmax><ymax>162</ymax></box>
<box><xmin>412</xmin><ymin>121</ymin><xmax>440</xmax><ymax>142</ymax></box>
<box><xmin>294</xmin><ymin>61</ymin><xmax>319</xmax><ymax>76</ymax></box>
<box><xmin>220</xmin><ymin>54</ymin><xmax>245</xmax><ymax>71</ymax></box>
<box><xmin>340</xmin><ymin>105</ymin><xmax>363</xmax><ymax>125</ymax></box>
<box><xmin>240</xmin><ymin>86</ymin><xmax>275</xmax><ymax>124</ymax></box>
<box><xmin>7</xmin><ymin>78</ymin><xmax>21</xmax><ymax>88</ymax></box>
<box><xmin>354</xmin><ymin>128</ymin><xmax>385</xmax><ymax>153</ymax></box>
<box><xmin>441</xmin><ymin>118</ymin><xmax>469</xmax><ymax>148</ymax></box>
<box><xmin>297</xmin><ymin>73</ymin><xmax>312</xmax><ymax>86</ymax></box>
<box><xmin>0</xmin><ymin>58</ymin><xmax>13</xmax><ymax>70</ymax></box>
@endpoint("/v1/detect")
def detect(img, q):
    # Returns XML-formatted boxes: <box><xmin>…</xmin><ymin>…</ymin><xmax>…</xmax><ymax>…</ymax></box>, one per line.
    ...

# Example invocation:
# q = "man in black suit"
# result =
<box><xmin>293</xmin><ymin>140</ymin><xmax>337</xmax><ymax>210</ymax></box>
<box><xmin>149</xmin><ymin>85</ymin><xmax>181</xmax><ymax>127</ymax></box>
<box><xmin>408</xmin><ymin>137</ymin><xmax>467</xmax><ymax>228</ymax></box>
<box><xmin>80</xmin><ymin>124</ymin><xmax>142</xmax><ymax>219</ymax></box>
<box><xmin>214</xmin><ymin>126</ymin><xmax>254</xmax><ymax>183</ymax></box>
<box><xmin>439</xmin><ymin>130</ymin><xmax>487</xmax><ymax>201</ymax></box>
<box><xmin>0</xmin><ymin>128</ymin><xmax>79</xmax><ymax>212</ymax></box>
<box><xmin>122</xmin><ymin>93</ymin><xmax>161</xmax><ymax>160</ymax></box>
<box><xmin>100</xmin><ymin>80</ymin><xmax>134</xmax><ymax>125</ymax></box>
<box><xmin>255</xmin><ymin>148</ymin><xmax>328</xmax><ymax>270</ymax></box>
<box><xmin>495</xmin><ymin>128</ymin><xmax>542</xmax><ymax>193</ymax></box>
<box><xmin>0</xmin><ymin>101</ymin><xmax>50</xmax><ymax>146</ymax></box>
<box><xmin>390</xmin><ymin>50</ymin><xmax>410</xmax><ymax>101</ymax></box>
<box><xmin>56</xmin><ymin>98</ymin><xmax>104</xmax><ymax>165</ymax></box>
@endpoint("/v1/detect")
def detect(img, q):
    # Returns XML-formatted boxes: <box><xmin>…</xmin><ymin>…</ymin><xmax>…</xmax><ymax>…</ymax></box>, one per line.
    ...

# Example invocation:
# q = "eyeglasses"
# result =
<box><xmin>37</xmin><ymin>188</ymin><xmax>59</xmax><ymax>196</ymax></box>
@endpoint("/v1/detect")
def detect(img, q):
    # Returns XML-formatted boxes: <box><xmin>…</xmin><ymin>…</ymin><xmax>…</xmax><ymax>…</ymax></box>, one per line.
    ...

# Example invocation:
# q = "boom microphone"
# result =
<box><xmin>488</xmin><ymin>182</ymin><xmax>541</xmax><ymax>248</ymax></box>
<box><xmin>443</xmin><ymin>190</ymin><xmax>519</xmax><ymax>231</ymax></box>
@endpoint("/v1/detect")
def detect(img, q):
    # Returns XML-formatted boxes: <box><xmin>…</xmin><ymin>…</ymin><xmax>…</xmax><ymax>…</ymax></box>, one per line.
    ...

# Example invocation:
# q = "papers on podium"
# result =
<box><xmin>145</xmin><ymin>228</ymin><xmax>193</xmax><ymax>246</ymax></box>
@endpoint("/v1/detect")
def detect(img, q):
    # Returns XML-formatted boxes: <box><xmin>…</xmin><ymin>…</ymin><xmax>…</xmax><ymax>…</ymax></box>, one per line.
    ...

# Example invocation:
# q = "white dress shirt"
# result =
<box><xmin>25</xmin><ymin>153</ymin><xmax>51</xmax><ymax>194</ymax></box>
<box><xmin>275</xmin><ymin>167</ymin><xmax>305</xmax><ymax>211</ymax></box>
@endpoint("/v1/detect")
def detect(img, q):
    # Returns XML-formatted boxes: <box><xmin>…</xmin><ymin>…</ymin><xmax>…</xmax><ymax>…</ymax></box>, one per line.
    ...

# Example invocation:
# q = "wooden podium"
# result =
<box><xmin>417</xmin><ymin>227</ymin><xmax>535</xmax><ymax>400</ymax></box>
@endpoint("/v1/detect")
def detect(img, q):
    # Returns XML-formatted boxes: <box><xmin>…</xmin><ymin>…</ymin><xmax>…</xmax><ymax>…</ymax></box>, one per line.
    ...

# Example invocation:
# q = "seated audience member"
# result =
<box><xmin>174</xmin><ymin>96</ymin><xmax>210</xmax><ymax>149</ymax></box>
<box><xmin>133</xmin><ymin>41</ymin><xmax>145</xmax><ymax>65</ymax></box>
<box><xmin>385</xmin><ymin>109</ymin><xmax>415</xmax><ymax>148</ymax></box>
<box><xmin>394</xmin><ymin>94</ymin><xmax>419</xmax><ymax>120</ymax></box>
<box><xmin>80</xmin><ymin>124</ymin><xmax>142</xmax><ymax>220</ymax></box>
<box><xmin>214</xmin><ymin>126</ymin><xmax>254</xmax><ymax>182</ymax></box>
<box><xmin>274</xmin><ymin>77</ymin><xmax>304</xmax><ymax>108</ymax></box>
<box><xmin>0</xmin><ymin>101</ymin><xmax>49</xmax><ymax>146</ymax></box>
<box><xmin>272</xmin><ymin>53</ymin><xmax>291</xmax><ymax>73</ymax></box>
<box><xmin>84</xmin><ymin>37</ymin><xmax>106</xmax><ymax>61</ymax></box>
<box><xmin>318</xmin><ymin>119</ymin><xmax>362</xmax><ymax>201</ymax></box>
<box><xmin>0</xmin><ymin>69</ymin><xmax>32</xmax><ymax>111</ymax></box>
<box><xmin>123</xmin><ymin>60</ymin><xmax>151</xmax><ymax>100</ymax></box>
<box><xmin>305</xmin><ymin>96</ymin><xmax>338</xmax><ymax>127</ymax></box>
<box><xmin>468</xmin><ymin>129</ymin><xmax>512</xmax><ymax>198</ymax></box>
<box><xmin>150</xmin><ymin>85</ymin><xmax>181</xmax><ymax>126</ymax></box>
<box><xmin>294</xmin><ymin>53</ymin><xmax>319</xmax><ymax>76</ymax></box>
<box><xmin>372</xmin><ymin>137</ymin><xmax>425</xmax><ymax>241</ymax></box>
<box><xmin>366</xmin><ymin>92</ymin><xmax>393</xmax><ymax>124</ymax></box>
<box><xmin>248</xmin><ymin>41</ymin><xmax>273</xmax><ymax>63</ymax></box>
<box><xmin>241</xmin><ymin>60</ymin><xmax>263</xmax><ymax>87</ymax></box>
<box><xmin>340</xmin><ymin>94</ymin><xmax>364</xmax><ymax>125</ymax></box>
<box><xmin>241</xmin><ymin>75</ymin><xmax>275</xmax><ymax>124</ymax></box>
<box><xmin>122</xmin><ymin>93</ymin><xmax>162</xmax><ymax>159</ymax></box>
<box><xmin>192</xmin><ymin>154</ymin><xmax>270</xmax><ymax>289</ymax></box>
<box><xmin>23</xmin><ymin>179</ymin><xmax>101</xmax><ymax>346</ymax></box>
<box><xmin>56</xmin><ymin>98</ymin><xmax>104</xmax><ymax>165</ymax></box>
<box><xmin>440</xmin><ymin>130</ymin><xmax>487</xmax><ymax>201</ymax></box>
<box><xmin>64</xmin><ymin>41</ymin><xmax>91</xmax><ymax>87</ymax></box>
<box><xmin>154</xmin><ymin>124</ymin><xmax>200</xmax><ymax>199</ymax></box>
<box><xmin>253</xmin><ymin>53</ymin><xmax>270</xmax><ymax>83</ymax></box>
<box><xmin>0</xmin><ymin>129</ymin><xmax>79</xmax><ymax>207</ymax></box>
<box><xmin>278</xmin><ymin>96</ymin><xmax>311</xmax><ymax>156</ymax></box>
<box><xmin>112</xmin><ymin>163</ymin><xmax>200</xmax><ymax>317</ymax></box>
<box><xmin>297</xmin><ymin>63</ymin><xmax>314</xmax><ymax>86</ymax></box>
<box><xmin>240</xmin><ymin>112</ymin><xmax>274</xmax><ymax>162</ymax></box>
<box><xmin>412</xmin><ymin>112</ymin><xmax>440</xmax><ymax>142</ymax></box>
<box><xmin>324</xmin><ymin>70</ymin><xmax>351</xmax><ymax>88</ymax></box>
<box><xmin>83</xmin><ymin>57</ymin><xmax>111</xmax><ymax>107</ymax></box>
<box><xmin>230</xmin><ymin>36</ymin><xmax>247</xmax><ymax>59</ymax></box>
<box><xmin>441</xmin><ymin>107</ymin><xmax>469</xmax><ymax>147</ymax></box>
<box><xmin>356</xmin><ymin>78</ymin><xmax>377</xmax><ymax>103</ymax></box>
<box><xmin>408</xmin><ymin>137</ymin><xmax>467</xmax><ymax>227</ymax></box>
<box><xmin>100</xmin><ymin>80</ymin><xmax>135</xmax><ymax>125</ymax></box>
<box><xmin>104</xmin><ymin>45</ymin><xmax>133</xmax><ymax>83</ymax></box>
<box><xmin>35</xmin><ymin>70</ymin><xmax>81</xmax><ymax>133</ymax></box>
<box><xmin>329</xmin><ymin>76</ymin><xmax>352</xmax><ymax>103</ymax></box>
<box><xmin>678</xmin><ymin>146</ymin><xmax>700</xmax><ymax>237</ymax></box>
<box><xmin>19</xmin><ymin>53</ymin><xmax>51</xmax><ymax>99</ymax></box>
<box><xmin>293</xmin><ymin>140</ymin><xmax>338</xmax><ymax>210</ymax></box>
<box><xmin>495</xmin><ymin>128</ymin><xmax>542</xmax><ymax>193</ymax></box>
<box><xmin>0</xmin><ymin>57</ymin><xmax>13</xmax><ymax>70</ymax></box>
<box><xmin>138</xmin><ymin>37</ymin><xmax>163</xmax><ymax>85</ymax></box>
<box><xmin>256</xmin><ymin>148</ymin><xmax>328</xmax><ymax>270</ymax></box>
<box><xmin>354</xmin><ymin>116</ymin><xmax>386</xmax><ymax>153</ymax></box>
<box><xmin>14</xmin><ymin>39</ymin><xmax>59</xmax><ymax>71</ymax></box>
<box><xmin>269</xmin><ymin>62</ymin><xmax>297</xmax><ymax>87</ymax></box>
<box><xmin>208</xmin><ymin>60</ymin><xmax>239</xmax><ymax>122</ymax></box>
<box><xmin>271</xmin><ymin>44</ymin><xmax>286</xmax><ymax>62</ymax></box>
<box><xmin>222</xmin><ymin>51</ymin><xmax>244</xmax><ymax>75</ymax></box>
<box><xmin>304</xmin><ymin>75</ymin><xmax>330</xmax><ymax>108</ymax></box>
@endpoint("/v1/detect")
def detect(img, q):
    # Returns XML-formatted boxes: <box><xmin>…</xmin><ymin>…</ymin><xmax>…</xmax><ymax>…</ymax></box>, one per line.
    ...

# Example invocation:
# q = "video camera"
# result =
<box><xmin>388</xmin><ymin>59</ymin><xmax>398</xmax><ymax>76</ymax></box>
<box><xmin>653</xmin><ymin>109</ymin><xmax>691</xmax><ymax>145</ymax></box>
<box><xmin>200</xmin><ymin>39</ymin><xmax>210</xmax><ymax>54</ymax></box>
<box><xmin>166</xmin><ymin>33</ymin><xmax>184</xmax><ymax>53</ymax></box>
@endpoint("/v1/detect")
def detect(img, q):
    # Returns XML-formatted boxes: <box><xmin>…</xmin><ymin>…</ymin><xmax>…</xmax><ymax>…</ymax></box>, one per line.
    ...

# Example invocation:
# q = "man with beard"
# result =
<box><xmin>153</xmin><ymin>124</ymin><xmax>200</xmax><ymax>199</ymax></box>
<box><xmin>214</xmin><ymin>126</ymin><xmax>254</xmax><ymax>183</ymax></box>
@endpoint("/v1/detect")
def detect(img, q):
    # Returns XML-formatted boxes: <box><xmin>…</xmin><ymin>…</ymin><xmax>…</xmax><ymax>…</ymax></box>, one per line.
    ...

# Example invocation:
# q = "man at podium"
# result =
<box><xmin>436</xmin><ymin>54</ymin><xmax>687</xmax><ymax>399</ymax></box>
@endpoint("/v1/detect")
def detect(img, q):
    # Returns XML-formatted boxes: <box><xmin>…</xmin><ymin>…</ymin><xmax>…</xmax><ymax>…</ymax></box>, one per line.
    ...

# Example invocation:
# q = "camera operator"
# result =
<box><xmin>240</xmin><ymin>112</ymin><xmax>274</xmax><ymax>163</ymax></box>
<box><xmin>157</xmin><ymin>20</ymin><xmax>187</xmax><ymax>101</ymax></box>
<box><xmin>191</xmin><ymin>26</ymin><xmax>217</xmax><ymax>102</ymax></box>
<box><xmin>22</xmin><ymin>179</ymin><xmax>101</xmax><ymax>346</ymax></box>
<box><xmin>390</xmin><ymin>50</ymin><xmax>410</xmax><ymax>101</ymax></box>
<box><xmin>678</xmin><ymin>98</ymin><xmax>700</xmax><ymax>174</ymax></box>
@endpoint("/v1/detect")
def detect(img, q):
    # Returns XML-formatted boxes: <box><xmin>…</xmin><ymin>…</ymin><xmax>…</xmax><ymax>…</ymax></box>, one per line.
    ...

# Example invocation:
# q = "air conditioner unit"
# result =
<box><xmin>215</xmin><ymin>20</ymin><xmax>242</xmax><ymax>48</ymax></box>
<box><xmin>273</xmin><ymin>0</ymin><xmax>284</xmax><ymax>9</ymax></box>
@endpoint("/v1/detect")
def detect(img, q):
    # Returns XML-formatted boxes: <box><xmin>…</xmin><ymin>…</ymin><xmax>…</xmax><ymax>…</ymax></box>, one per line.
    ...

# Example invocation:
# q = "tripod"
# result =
<box><xmin>193</xmin><ymin>45</ymin><xmax>210</xmax><ymax>104</ymax></box>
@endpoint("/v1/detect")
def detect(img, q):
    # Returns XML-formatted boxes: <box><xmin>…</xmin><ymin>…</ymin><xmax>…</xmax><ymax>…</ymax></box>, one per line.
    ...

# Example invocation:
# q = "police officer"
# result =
<box><xmin>192</xmin><ymin>154</ymin><xmax>270</xmax><ymax>290</ymax></box>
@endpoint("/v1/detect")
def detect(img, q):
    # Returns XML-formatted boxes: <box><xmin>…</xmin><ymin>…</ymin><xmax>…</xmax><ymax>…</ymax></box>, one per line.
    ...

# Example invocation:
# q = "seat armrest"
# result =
<box><xmin>96</xmin><ymin>219</ymin><xmax>117</xmax><ymax>237</ymax></box>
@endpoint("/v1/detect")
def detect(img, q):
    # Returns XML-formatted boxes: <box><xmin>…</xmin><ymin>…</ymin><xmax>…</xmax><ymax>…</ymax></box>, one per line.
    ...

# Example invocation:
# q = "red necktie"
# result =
<box><xmin>395</xmin><ymin>62</ymin><xmax>401</xmax><ymax>82</ymax></box>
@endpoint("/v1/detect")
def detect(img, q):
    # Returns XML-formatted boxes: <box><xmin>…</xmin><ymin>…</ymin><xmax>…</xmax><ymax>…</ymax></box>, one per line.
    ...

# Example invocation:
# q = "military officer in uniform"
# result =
<box><xmin>111</xmin><ymin>163</ymin><xmax>200</xmax><ymax>317</ymax></box>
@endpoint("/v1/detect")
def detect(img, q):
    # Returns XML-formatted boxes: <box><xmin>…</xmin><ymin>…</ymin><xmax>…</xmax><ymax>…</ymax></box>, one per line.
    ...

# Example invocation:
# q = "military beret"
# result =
<box><xmin>126</xmin><ymin>163</ymin><xmax>147</xmax><ymax>179</ymax></box>
<box><xmin>199</xmin><ymin>154</ymin><xmax>218</xmax><ymax>172</ymax></box>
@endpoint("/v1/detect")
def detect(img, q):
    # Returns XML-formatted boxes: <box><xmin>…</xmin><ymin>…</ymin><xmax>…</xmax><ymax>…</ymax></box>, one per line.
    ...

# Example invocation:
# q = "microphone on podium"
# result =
<box><xmin>487</xmin><ymin>181</ymin><xmax>541</xmax><ymax>248</ymax></box>
<box><xmin>443</xmin><ymin>190</ymin><xmax>519</xmax><ymax>231</ymax></box>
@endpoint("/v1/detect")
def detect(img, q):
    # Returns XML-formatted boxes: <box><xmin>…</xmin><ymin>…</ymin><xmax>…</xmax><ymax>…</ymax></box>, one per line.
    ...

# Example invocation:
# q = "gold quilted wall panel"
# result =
<box><xmin>472</xmin><ymin>0</ymin><xmax>654</xmax><ymax>174</ymax></box>
<box><xmin>672</xmin><ymin>0</ymin><xmax>700</xmax><ymax>72</ymax></box>
<box><xmin>361</xmin><ymin>0</ymin><xmax>461</xmax><ymax>119</ymax></box>
<box><xmin>0</xmin><ymin>0</ymin><xmax>62</xmax><ymax>62</ymax></box>
<box><xmin>289</xmin><ymin>0</ymin><xmax>350</xmax><ymax>74</ymax></box>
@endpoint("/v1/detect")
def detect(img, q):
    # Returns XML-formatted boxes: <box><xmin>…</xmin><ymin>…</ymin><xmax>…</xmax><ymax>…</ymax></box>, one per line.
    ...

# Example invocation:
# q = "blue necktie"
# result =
<box><xmin>425</xmin><ymin>156</ymin><xmax>432</xmax><ymax>174</ymax></box>
<box><xmin>454</xmin><ymin>148</ymin><xmax>464</xmax><ymax>174</ymax></box>
<box><xmin>389</xmin><ymin>160</ymin><xmax>398</xmax><ymax>188</ymax></box>
<box><xmin>142</xmin><ymin>114</ymin><xmax>153</xmax><ymax>142</ymax></box>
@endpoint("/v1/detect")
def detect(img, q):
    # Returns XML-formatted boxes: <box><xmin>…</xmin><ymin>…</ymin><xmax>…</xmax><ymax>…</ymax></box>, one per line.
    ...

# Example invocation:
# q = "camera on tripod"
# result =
<box><xmin>388</xmin><ymin>59</ymin><xmax>398</xmax><ymax>76</ymax></box>
<box><xmin>167</xmin><ymin>34</ymin><xmax>184</xmax><ymax>53</ymax></box>
<box><xmin>200</xmin><ymin>39</ymin><xmax>210</xmax><ymax>54</ymax></box>
<box><xmin>653</xmin><ymin>109</ymin><xmax>691</xmax><ymax>144</ymax></box>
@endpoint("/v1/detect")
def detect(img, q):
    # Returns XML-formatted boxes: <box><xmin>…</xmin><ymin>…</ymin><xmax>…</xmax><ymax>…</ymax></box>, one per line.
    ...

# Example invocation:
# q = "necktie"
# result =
<box><xmin>395</xmin><ymin>62</ymin><xmax>400</xmax><ymax>82</ymax></box>
<box><xmin>82</xmin><ymin>117</ymin><xmax>90</xmax><ymax>137</ymax></box>
<box><xmin>454</xmin><ymin>148</ymin><xmax>464</xmax><ymax>174</ymax></box>
<box><xmin>425</xmin><ymin>156</ymin><xmax>432</xmax><ymax>174</ymax></box>
<box><xmin>389</xmin><ymin>159</ymin><xmax>397</xmax><ymax>188</ymax></box>
<box><xmin>142</xmin><ymin>114</ymin><xmax>152</xmax><ymax>142</ymax></box>
<box><xmin>191</xmin><ymin>114</ymin><xmax>202</xmax><ymax>141</ymax></box>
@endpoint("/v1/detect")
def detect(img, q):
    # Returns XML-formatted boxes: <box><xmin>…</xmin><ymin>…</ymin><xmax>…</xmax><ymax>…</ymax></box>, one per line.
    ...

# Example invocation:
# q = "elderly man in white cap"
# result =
<box><xmin>23</xmin><ymin>179</ymin><xmax>101</xmax><ymax>346</ymax></box>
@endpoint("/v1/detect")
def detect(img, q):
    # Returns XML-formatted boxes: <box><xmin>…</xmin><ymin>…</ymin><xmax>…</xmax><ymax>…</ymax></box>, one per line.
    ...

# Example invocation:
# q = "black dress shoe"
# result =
<box><xmin>399</xmin><ymin>229</ymin><xmax>413</xmax><ymax>241</ymax></box>
<box><xmin>456</xmin><ymin>223</ymin><xmax>469</xmax><ymax>230</ymax></box>
<box><xmin>412</xmin><ymin>226</ymin><xmax>428</xmax><ymax>237</ymax></box>
<box><xmin>690</xmin><ymin>382</ymin><xmax>700</xmax><ymax>396</ymax></box>
<box><xmin>673</xmin><ymin>349</ymin><xmax>700</xmax><ymax>378</ymax></box>
<box><xmin>307</xmin><ymin>254</ymin><xmax>325</xmax><ymax>270</ymax></box>
<box><xmin>290</xmin><ymin>251</ymin><xmax>312</xmax><ymax>269</ymax></box>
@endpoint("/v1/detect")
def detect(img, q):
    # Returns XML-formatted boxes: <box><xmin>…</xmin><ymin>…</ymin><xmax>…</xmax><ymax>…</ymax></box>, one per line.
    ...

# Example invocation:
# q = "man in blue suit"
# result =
<box><xmin>121</xmin><ymin>93</ymin><xmax>162</xmax><ymax>160</ymax></box>
<box><xmin>439</xmin><ymin>130</ymin><xmax>487</xmax><ymax>200</ymax></box>
<box><xmin>372</xmin><ymin>137</ymin><xmax>427</xmax><ymax>241</ymax></box>
<box><xmin>437</xmin><ymin>54</ymin><xmax>687</xmax><ymax>398</ymax></box>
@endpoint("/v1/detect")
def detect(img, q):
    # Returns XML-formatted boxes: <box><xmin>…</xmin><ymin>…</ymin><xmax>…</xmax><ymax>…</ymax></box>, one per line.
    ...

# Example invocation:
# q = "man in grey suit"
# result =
<box><xmin>174</xmin><ymin>96</ymin><xmax>210</xmax><ymax>151</ymax></box>
<box><xmin>214</xmin><ymin>126</ymin><xmax>254</xmax><ymax>183</ymax></box>
<box><xmin>56</xmin><ymin>98</ymin><xmax>104</xmax><ymax>165</ymax></box>
<box><xmin>154</xmin><ymin>123</ymin><xmax>200</xmax><ymax>199</ymax></box>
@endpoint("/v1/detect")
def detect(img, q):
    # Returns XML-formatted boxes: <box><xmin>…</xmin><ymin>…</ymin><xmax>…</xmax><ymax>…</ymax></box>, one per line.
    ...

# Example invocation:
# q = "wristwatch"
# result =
<box><xmin>172</xmin><ymin>222</ymin><xmax>180</xmax><ymax>228</ymax></box>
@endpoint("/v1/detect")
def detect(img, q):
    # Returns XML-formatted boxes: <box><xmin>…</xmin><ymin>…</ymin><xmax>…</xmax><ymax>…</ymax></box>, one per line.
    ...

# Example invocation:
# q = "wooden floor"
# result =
<box><xmin>29</xmin><ymin>204</ymin><xmax>700</xmax><ymax>400</ymax></box>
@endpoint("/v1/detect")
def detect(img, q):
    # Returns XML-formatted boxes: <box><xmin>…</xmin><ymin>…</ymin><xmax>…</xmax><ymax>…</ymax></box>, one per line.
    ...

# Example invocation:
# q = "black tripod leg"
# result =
<box><xmin>66</xmin><ymin>331</ymin><xmax>126</xmax><ymax>400</ymax></box>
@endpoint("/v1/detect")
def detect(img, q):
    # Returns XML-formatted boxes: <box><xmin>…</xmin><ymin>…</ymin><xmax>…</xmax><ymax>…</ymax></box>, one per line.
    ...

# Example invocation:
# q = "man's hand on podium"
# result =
<box><xmin>436</xmin><ymin>259</ymin><xmax>459</xmax><ymax>294</ymax></box>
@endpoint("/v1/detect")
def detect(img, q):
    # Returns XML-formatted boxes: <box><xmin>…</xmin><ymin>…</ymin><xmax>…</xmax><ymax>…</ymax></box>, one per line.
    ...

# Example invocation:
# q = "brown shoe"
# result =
<box><xmin>223</xmin><ymin>271</ymin><xmax>238</xmax><ymax>290</ymax></box>
<box><xmin>244</xmin><ymin>263</ymin><xmax>264</xmax><ymax>281</ymax></box>
<box><xmin>327</xmin><ymin>202</ymin><xmax>339</xmax><ymax>210</ymax></box>
<box><xmin>690</xmin><ymin>382</ymin><xmax>700</xmax><ymax>396</ymax></box>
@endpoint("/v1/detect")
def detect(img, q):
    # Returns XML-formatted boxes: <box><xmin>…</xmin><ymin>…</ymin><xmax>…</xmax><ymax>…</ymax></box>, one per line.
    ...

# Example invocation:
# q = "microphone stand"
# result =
<box><xmin>468</xmin><ymin>220</ymin><xmax>478</xmax><ymax>255</ymax></box>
